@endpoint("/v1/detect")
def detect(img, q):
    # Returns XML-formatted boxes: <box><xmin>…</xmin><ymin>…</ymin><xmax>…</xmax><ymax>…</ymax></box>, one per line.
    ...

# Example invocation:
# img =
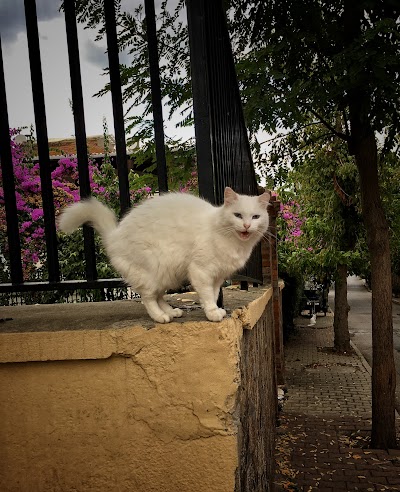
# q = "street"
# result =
<box><xmin>329</xmin><ymin>275</ymin><xmax>400</xmax><ymax>410</ymax></box>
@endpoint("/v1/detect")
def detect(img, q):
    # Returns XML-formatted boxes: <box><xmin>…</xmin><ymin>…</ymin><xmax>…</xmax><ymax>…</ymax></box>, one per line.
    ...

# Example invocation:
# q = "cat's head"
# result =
<box><xmin>221</xmin><ymin>187</ymin><xmax>271</xmax><ymax>242</ymax></box>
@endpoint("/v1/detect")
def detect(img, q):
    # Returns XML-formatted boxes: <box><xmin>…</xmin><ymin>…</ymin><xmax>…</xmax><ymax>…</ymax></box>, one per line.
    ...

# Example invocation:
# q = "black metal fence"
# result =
<box><xmin>187</xmin><ymin>0</ymin><xmax>262</xmax><ymax>283</ymax></box>
<box><xmin>0</xmin><ymin>0</ymin><xmax>262</xmax><ymax>302</ymax></box>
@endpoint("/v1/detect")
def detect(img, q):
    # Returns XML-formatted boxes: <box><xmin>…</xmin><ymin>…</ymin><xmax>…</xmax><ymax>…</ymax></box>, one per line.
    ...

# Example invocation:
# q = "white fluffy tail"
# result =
<box><xmin>58</xmin><ymin>197</ymin><xmax>118</xmax><ymax>239</ymax></box>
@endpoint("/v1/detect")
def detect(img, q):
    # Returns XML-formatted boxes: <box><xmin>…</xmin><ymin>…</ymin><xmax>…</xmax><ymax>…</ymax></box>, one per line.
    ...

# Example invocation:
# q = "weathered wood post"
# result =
<box><xmin>262</xmin><ymin>197</ymin><xmax>284</xmax><ymax>385</ymax></box>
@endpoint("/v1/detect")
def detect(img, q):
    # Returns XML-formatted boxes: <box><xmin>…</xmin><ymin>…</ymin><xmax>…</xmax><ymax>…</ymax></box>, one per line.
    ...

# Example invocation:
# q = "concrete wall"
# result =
<box><xmin>0</xmin><ymin>287</ymin><xmax>277</xmax><ymax>492</ymax></box>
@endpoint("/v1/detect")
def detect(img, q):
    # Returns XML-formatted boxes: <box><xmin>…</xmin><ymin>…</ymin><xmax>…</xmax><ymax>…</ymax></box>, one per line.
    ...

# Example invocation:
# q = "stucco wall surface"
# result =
<box><xmin>0</xmin><ymin>287</ymin><xmax>274</xmax><ymax>492</ymax></box>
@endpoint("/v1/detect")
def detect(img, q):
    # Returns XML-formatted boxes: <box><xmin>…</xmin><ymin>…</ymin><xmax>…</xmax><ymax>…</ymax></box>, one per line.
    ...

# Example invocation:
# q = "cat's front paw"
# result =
<box><xmin>205</xmin><ymin>307</ymin><xmax>227</xmax><ymax>322</ymax></box>
<box><xmin>152</xmin><ymin>313</ymin><xmax>172</xmax><ymax>323</ymax></box>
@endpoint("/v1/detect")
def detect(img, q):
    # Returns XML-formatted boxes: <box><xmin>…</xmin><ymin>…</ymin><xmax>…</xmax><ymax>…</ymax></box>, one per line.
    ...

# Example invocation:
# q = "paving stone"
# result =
<box><xmin>274</xmin><ymin>317</ymin><xmax>400</xmax><ymax>492</ymax></box>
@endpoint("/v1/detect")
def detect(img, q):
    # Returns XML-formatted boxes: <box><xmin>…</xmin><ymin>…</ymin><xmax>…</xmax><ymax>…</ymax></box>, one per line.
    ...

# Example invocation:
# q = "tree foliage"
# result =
<box><xmin>71</xmin><ymin>0</ymin><xmax>192</xmax><ymax>145</ymax></box>
<box><xmin>230</xmin><ymin>0</ymin><xmax>400</xmax><ymax>148</ymax></box>
<box><xmin>228</xmin><ymin>0</ymin><xmax>399</xmax><ymax>447</ymax></box>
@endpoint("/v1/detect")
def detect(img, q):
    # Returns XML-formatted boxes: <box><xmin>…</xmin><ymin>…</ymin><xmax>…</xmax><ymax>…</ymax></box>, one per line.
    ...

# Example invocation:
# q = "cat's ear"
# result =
<box><xmin>224</xmin><ymin>187</ymin><xmax>238</xmax><ymax>205</ymax></box>
<box><xmin>258</xmin><ymin>190</ymin><xmax>271</xmax><ymax>208</ymax></box>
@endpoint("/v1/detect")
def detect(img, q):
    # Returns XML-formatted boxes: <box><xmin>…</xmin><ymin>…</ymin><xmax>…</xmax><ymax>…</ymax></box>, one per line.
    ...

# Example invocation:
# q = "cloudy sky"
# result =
<box><xmin>1</xmin><ymin>0</ymin><xmax>193</xmax><ymax>142</ymax></box>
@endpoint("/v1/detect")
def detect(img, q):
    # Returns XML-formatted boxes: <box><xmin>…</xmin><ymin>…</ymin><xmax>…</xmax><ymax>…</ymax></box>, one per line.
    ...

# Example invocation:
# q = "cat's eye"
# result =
<box><xmin>252</xmin><ymin>215</ymin><xmax>260</xmax><ymax>219</ymax></box>
<box><xmin>234</xmin><ymin>213</ymin><xmax>242</xmax><ymax>219</ymax></box>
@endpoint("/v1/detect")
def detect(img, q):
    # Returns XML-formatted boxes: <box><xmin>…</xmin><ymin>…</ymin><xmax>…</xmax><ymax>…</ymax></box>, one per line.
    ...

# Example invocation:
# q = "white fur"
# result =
<box><xmin>58</xmin><ymin>187</ymin><xmax>271</xmax><ymax>323</ymax></box>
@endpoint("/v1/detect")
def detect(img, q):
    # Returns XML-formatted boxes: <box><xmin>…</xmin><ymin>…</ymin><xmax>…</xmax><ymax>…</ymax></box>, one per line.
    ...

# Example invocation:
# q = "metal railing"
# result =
<box><xmin>0</xmin><ymin>0</ymin><xmax>262</xmax><ymax>301</ymax></box>
<box><xmin>187</xmin><ymin>0</ymin><xmax>262</xmax><ymax>284</ymax></box>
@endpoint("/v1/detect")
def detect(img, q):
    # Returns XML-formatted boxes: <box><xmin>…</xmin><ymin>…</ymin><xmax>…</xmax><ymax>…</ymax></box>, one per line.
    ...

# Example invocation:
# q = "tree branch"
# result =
<box><xmin>306</xmin><ymin>107</ymin><xmax>349</xmax><ymax>141</ymax></box>
<box><xmin>294</xmin><ymin>132</ymin><xmax>335</xmax><ymax>153</ymax></box>
<box><xmin>257</xmin><ymin>121</ymin><xmax>326</xmax><ymax>146</ymax></box>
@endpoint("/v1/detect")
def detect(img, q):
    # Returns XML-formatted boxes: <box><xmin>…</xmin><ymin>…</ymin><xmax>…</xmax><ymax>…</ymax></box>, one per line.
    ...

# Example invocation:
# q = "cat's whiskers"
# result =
<box><xmin>266</xmin><ymin>230</ymin><xmax>277</xmax><ymax>240</ymax></box>
<box><xmin>215</xmin><ymin>225</ymin><xmax>239</xmax><ymax>236</ymax></box>
<box><xmin>251</xmin><ymin>230</ymin><xmax>276</xmax><ymax>247</ymax></box>
<box><xmin>253</xmin><ymin>229</ymin><xmax>277</xmax><ymax>240</ymax></box>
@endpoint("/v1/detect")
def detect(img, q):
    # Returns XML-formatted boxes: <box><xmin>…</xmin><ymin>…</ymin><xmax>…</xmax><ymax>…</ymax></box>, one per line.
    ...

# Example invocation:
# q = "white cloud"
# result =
<box><xmin>0</xmin><ymin>0</ymin><xmax>61</xmax><ymax>43</ymax></box>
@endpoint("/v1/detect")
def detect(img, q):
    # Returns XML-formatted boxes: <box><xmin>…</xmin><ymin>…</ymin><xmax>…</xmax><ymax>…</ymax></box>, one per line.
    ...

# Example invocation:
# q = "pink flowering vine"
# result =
<box><xmin>279</xmin><ymin>200</ymin><xmax>304</xmax><ymax>243</ymax></box>
<box><xmin>179</xmin><ymin>170</ymin><xmax>198</xmax><ymax>193</ymax></box>
<box><xmin>0</xmin><ymin>130</ymin><xmax>152</xmax><ymax>281</ymax></box>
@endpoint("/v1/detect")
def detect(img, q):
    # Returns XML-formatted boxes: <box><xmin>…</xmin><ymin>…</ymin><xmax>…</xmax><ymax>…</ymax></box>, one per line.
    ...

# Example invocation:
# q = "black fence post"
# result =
<box><xmin>144</xmin><ymin>0</ymin><xmax>168</xmax><ymax>193</ymax></box>
<box><xmin>0</xmin><ymin>38</ymin><xmax>23</xmax><ymax>284</ymax></box>
<box><xmin>64</xmin><ymin>0</ymin><xmax>97</xmax><ymax>281</ymax></box>
<box><xmin>104</xmin><ymin>0</ymin><xmax>130</xmax><ymax>216</ymax></box>
<box><xmin>186</xmin><ymin>0</ymin><xmax>263</xmax><ymax>284</ymax></box>
<box><xmin>24</xmin><ymin>0</ymin><xmax>60</xmax><ymax>283</ymax></box>
<box><xmin>186</xmin><ymin>0</ymin><xmax>215</xmax><ymax>204</ymax></box>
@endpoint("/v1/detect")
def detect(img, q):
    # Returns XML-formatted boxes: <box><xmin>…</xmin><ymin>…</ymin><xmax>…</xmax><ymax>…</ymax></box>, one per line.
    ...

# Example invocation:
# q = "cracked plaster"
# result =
<box><xmin>0</xmin><ymin>286</ymin><xmax>273</xmax><ymax>492</ymax></box>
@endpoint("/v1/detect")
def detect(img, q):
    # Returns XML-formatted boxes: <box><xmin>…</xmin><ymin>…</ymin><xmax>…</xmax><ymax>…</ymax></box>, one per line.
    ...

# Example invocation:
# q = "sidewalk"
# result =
<box><xmin>274</xmin><ymin>313</ymin><xmax>400</xmax><ymax>492</ymax></box>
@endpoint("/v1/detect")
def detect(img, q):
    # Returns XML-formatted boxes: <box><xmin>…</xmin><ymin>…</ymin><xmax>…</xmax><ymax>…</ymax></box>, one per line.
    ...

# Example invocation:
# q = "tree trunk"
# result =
<box><xmin>333</xmin><ymin>264</ymin><xmax>351</xmax><ymax>352</ymax></box>
<box><xmin>352</xmin><ymin>128</ymin><xmax>396</xmax><ymax>449</ymax></box>
<box><xmin>344</xmin><ymin>0</ymin><xmax>397</xmax><ymax>449</ymax></box>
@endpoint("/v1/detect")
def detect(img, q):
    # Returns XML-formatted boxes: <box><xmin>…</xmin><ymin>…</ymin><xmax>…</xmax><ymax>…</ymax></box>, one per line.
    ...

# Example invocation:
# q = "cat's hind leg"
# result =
<box><xmin>141</xmin><ymin>295</ymin><xmax>172</xmax><ymax>323</ymax></box>
<box><xmin>120</xmin><ymin>263</ymin><xmax>172</xmax><ymax>323</ymax></box>
<box><xmin>157</xmin><ymin>295</ymin><xmax>183</xmax><ymax>319</ymax></box>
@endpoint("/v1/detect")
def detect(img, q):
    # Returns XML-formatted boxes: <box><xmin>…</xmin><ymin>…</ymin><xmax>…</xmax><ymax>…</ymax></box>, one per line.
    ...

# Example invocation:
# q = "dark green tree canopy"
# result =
<box><xmin>230</xmin><ymin>0</ymin><xmax>400</xmax><ymax>150</ymax></box>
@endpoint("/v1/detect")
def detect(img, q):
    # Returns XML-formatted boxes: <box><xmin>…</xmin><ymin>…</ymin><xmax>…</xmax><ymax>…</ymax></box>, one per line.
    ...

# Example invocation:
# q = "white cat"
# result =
<box><xmin>59</xmin><ymin>187</ymin><xmax>270</xmax><ymax>323</ymax></box>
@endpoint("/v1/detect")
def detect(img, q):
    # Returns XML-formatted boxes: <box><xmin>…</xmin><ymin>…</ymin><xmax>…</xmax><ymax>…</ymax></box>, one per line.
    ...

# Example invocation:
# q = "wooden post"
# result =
<box><xmin>269</xmin><ymin>197</ymin><xmax>285</xmax><ymax>385</ymax></box>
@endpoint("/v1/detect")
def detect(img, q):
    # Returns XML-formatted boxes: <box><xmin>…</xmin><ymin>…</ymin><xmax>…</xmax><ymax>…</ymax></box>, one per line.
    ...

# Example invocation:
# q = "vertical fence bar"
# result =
<box><xmin>186</xmin><ymin>0</ymin><xmax>215</xmax><ymax>204</ymax></box>
<box><xmin>0</xmin><ymin>37</ymin><xmax>23</xmax><ymax>284</ymax></box>
<box><xmin>64</xmin><ymin>0</ymin><xmax>97</xmax><ymax>281</ymax></box>
<box><xmin>104</xmin><ymin>0</ymin><xmax>130</xmax><ymax>216</ymax></box>
<box><xmin>24</xmin><ymin>0</ymin><xmax>60</xmax><ymax>282</ymax></box>
<box><xmin>144</xmin><ymin>0</ymin><xmax>168</xmax><ymax>193</ymax></box>
<box><xmin>186</xmin><ymin>0</ymin><xmax>262</xmax><ymax>283</ymax></box>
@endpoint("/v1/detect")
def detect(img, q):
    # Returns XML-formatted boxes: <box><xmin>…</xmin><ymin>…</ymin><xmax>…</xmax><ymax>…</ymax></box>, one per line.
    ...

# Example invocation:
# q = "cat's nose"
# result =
<box><xmin>243</xmin><ymin>223</ymin><xmax>251</xmax><ymax>230</ymax></box>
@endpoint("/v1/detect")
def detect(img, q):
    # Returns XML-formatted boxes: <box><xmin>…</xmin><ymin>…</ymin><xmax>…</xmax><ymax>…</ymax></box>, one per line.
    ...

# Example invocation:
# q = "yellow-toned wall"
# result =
<box><xmin>0</xmin><ymin>288</ymin><xmax>274</xmax><ymax>492</ymax></box>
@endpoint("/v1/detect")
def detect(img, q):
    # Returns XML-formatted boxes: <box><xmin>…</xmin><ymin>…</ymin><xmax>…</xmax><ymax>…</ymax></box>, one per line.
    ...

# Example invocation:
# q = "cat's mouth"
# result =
<box><xmin>238</xmin><ymin>231</ymin><xmax>251</xmax><ymax>240</ymax></box>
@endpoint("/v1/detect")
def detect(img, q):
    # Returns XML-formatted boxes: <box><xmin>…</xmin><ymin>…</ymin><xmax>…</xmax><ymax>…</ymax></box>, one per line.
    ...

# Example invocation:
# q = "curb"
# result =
<box><xmin>350</xmin><ymin>340</ymin><xmax>372</xmax><ymax>376</ymax></box>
